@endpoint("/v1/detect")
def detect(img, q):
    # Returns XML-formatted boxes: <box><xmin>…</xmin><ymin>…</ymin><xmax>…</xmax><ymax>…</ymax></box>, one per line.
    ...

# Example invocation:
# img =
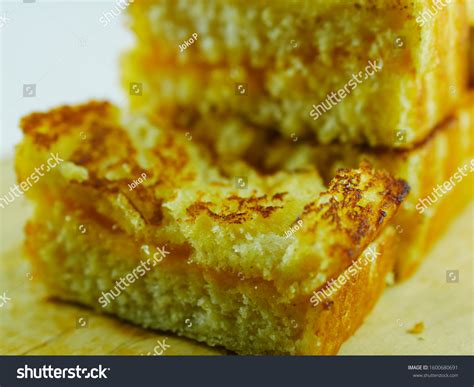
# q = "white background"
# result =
<box><xmin>0</xmin><ymin>0</ymin><xmax>134</xmax><ymax>158</ymax></box>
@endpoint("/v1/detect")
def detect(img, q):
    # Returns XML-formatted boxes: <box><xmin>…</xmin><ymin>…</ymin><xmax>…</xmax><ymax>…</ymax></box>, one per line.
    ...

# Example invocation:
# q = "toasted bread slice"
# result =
<box><xmin>262</xmin><ymin>92</ymin><xmax>474</xmax><ymax>280</ymax></box>
<box><xmin>124</xmin><ymin>0</ymin><xmax>469</xmax><ymax>148</ymax></box>
<box><xmin>15</xmin><ymin>101</ymin><xmax>408</xmax><ymax>354</ymax></box>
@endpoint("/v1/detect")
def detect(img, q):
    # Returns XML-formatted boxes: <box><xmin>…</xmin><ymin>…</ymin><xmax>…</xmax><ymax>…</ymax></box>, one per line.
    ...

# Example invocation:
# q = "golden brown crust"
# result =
<box><xmin>20</xmin><ymin>101</ymin><xmax>113</xmax><ymax>148</ymax></box>
<box><xmin>186</xmin><ymin>194</ymin><xmax>285</xmax><ymax>224</ymax></box>
<box><xmin>15</xmin><ymin>99</ymin><xmax>413</xmax><ymax>355</ymax></box>
<box><xmin>17</xmin><ymin>100</ymin><xmax>200</xmax><ymax>194</ymax></box>
<box><xmin>265</xmin><ymin>92</ymin><xmax>473</xmax><ymax>281</ymax></box>
<box><xmin>16</xmin><ymin>100</ymin><xmax>408</xmax><ymax>290</ymax></box>
<box><xmin>23</xmin><ymin>197</ymin><xmax>397</xmax><ymax>355</ymax></box>
<box><xmin>302</xmin><ymin>227</ymin><xmax>397</xmax><ymax>354</ymax></box>
<box><xmin>287</xmin><ymin>162</ymin><xmax>408</xmax><ymax>289</ymax></box>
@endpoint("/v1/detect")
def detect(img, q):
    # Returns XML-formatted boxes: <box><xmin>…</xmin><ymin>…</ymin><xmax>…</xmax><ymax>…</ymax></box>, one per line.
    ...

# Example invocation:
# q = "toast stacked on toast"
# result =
<box><xmin>16</xmin><ymin>101</ymin><xmax>407</xmax><ymax>354</ymax></box>
<box><xmin>14</xmin><ymin>0</ymin><xmax>473</xmax><ymax>354</ymax></box>
<box><xmin>123</xmin><ymin>0</ymin><xmax>468</xmax><ymax>147</ymax></box>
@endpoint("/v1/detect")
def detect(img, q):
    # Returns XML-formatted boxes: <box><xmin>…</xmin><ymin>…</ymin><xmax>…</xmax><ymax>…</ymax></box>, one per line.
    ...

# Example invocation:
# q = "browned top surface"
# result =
<box><xmin>16</xmin><ymin>100</ymin><xmax>408</xmax><ymax>288</ymax></box>
<box><xmin>1</xmin><ymin>154</ymin><xmax>472</xmax><ymax>355</ymax></box>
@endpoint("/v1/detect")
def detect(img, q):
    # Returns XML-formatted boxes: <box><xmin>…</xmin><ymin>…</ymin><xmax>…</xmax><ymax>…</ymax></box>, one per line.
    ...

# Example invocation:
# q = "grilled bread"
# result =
<box><xmin>15</xmin><ymin>101</ymin><xmax>408</xmax><ymax>355</ymax></box>
<box><xmin>123</xmin><ymin>0</ymin><xmax>468</xmax><ymax>148</ymax></box>
<box><xmin>262</xmin><ymin>93</ymin><xmax>474</xmax><ymax>280</ymax></box>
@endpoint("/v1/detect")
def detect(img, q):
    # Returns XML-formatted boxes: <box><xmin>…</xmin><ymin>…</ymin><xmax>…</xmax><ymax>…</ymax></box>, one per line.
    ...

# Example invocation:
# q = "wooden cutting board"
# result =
<box><xmin>1</xmin><ymin>158</ymin><xmax>472</xmax><ymax>355</ymax></box>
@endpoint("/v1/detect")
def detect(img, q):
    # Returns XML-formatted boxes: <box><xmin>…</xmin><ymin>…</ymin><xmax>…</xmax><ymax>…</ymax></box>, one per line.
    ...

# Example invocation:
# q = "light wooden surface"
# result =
<box><xmin>0</xmin><ymin>159</ymin><xmax>473</xmax><ymax>355</ymax></box>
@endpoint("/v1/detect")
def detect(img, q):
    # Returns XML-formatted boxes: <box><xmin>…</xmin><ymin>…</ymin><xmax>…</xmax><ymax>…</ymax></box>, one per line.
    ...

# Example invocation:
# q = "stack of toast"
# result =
<box><xmin>15</xmin><ymin>0</ymin><xmax>474</xmax><ymax>355</ymax></box>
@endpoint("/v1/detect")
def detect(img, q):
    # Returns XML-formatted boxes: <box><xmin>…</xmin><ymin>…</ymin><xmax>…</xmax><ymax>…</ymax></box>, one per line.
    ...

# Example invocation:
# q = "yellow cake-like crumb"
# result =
<box><xmin>15</xmin><ymin>100</ymin><xmax>408</xmax><ymax>354</ymax></box>
<box><xmin>260</xmin><ymin>92</ymin><xmax>474</xmax><ymax>280</ymax></box>
<box><xmin>124</xmin><ymin>0</ymin><xmax>469</xmax><ymax>148</ymax></box>
<box><xmin>407</xmin><ymin>322</ymin><xmax>425</xmax><ymax>335</ymax></box>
